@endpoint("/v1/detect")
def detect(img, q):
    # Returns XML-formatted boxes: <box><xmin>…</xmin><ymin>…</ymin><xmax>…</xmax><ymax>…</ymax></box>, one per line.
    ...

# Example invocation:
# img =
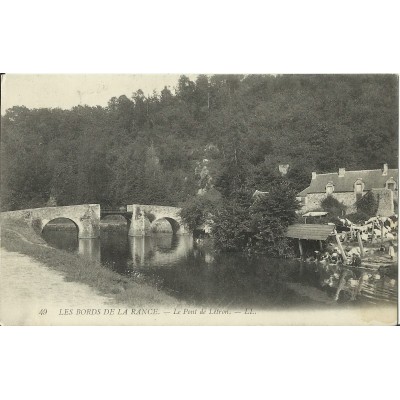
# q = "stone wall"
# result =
<box><xmin>371</xmin><ymin>188</ymin><xmax>395</xmax><ymax>217</ymax></box>
<box><xmin>301</xmin><ymin>189</ymin><xmax>396</xmax><ymax>217</ymax></box>
<box><xmin>301</xmin><ymin>192</ymin><xmax>357</xmax><ymax>214</ymax></box>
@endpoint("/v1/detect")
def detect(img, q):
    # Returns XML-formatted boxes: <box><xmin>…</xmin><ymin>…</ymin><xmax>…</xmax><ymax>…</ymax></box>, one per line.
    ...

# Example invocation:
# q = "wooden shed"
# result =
<box><xmin>286</xmin><ymin>223</ymin><xmax>336</xmax><ymax>241</ymax></box>
<box><xmin>286</xmin><ymin>223</ymin><xmax>336</xmax><ymax>256</ymax></box>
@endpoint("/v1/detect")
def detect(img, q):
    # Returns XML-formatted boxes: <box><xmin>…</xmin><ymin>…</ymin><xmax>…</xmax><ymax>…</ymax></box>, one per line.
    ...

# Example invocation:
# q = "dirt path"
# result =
<box><xmin>0</xmin><ymin>248</ymin><xmax>119</xmax><ymax>325</ymax></box>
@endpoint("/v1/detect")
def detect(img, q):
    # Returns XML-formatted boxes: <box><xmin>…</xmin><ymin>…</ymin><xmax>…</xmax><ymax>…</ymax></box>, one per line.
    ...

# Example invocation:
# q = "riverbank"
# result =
<box><xmin>0</xmin><ymin>219</ymin><xmax>183</xmax><ymax>308</ymax></box>
<box><xmin>1</xmin><ymin>248</ymin><xmax>120</xmax><ymax>325</ymax></box>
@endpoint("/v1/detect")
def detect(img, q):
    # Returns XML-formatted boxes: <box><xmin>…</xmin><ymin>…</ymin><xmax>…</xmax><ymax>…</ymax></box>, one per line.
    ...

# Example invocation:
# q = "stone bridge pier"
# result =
<box><xmin>1</xmin><ymin>204</ymin><xmax>101</xmax><ymax>239</ymax></box>
<box><xmin>127</xmin><ymin>204</ymin><xmax>189</xmax><ymax>237</ymax></box>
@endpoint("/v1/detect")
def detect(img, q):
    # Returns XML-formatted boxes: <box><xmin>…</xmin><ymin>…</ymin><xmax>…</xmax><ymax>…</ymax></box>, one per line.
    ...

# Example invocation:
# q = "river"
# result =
<box><xmin>42</xmin><ymin>223</ymin><xmax>398</xmax><ymax>308</ymax></box>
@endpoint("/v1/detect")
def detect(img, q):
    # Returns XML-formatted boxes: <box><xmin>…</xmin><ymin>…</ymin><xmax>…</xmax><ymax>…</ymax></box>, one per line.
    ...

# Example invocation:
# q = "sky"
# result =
<box><xmin>1</xmin><ymin>74</ymin><xmax>199</xmax><ymax>115</ymax></box>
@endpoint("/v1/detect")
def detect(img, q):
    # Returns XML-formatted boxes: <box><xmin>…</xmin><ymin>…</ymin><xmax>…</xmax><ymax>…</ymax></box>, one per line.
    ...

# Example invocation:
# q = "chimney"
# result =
<box><xmin>312</xmin><ymin>172</ymin><xmax>317</xmax><ymax>180</ymax></box>
<box><xmin>382</xmin><ymin>163</ymin><xmax>388</xmax><ymax>176</ymax></box>
<box><xmin>278</xmin><ymin>164</ymin><xmax>289</xmax><ymax>176</ymax></box>
<box><xmin>338</xmin><ymin>168</ymin><xmax>345</xmax><ymax>177</ymax></box>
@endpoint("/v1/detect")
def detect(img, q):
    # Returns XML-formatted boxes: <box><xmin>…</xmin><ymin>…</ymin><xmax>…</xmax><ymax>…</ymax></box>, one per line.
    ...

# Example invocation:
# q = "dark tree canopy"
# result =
<box><xmin>1</xmin><ymin>74</ymin><xmax>398</xmax><ymax>212</ymax></box>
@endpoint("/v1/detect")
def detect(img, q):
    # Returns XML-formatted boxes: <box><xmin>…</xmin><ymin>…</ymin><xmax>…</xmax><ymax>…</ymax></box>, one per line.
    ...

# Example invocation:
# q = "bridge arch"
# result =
<box><xmin>126</xmin><ymin>204</ymin><xmax>189</xmax><ymax>236</ymax></box>
<box><xmin>41</xmin><ymin>217</ymin><xmax>83</xmax><ymax>236</ymax></box>
<box><xmin>151</xmin><ymin>217</ymin><xmax>181</xmax><ymax>234</ymax></box>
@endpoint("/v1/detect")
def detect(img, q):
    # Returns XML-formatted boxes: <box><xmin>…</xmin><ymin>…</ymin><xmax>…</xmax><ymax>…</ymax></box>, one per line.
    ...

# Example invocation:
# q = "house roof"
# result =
<box><xmin>286</xmin><ymin>223</ymin><xmax>336</xmax><ymax>240</ymax></box>
<box><xmin>298</xmin><ymin>168</ymin><xmax>398</xmax><ymax>196</ymax></box>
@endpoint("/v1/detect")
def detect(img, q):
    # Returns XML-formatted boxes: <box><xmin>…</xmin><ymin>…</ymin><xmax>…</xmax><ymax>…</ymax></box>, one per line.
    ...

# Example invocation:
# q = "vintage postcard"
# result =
<box><xmin>0</xmin><ymin>74</ymin><xmax>398</xmax><ymax>325</ymax></box>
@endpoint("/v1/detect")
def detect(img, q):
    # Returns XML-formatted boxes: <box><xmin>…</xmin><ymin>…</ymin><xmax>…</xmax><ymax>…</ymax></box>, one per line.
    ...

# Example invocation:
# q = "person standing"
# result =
<box><xmin>388</xmin><ymin>242</ymin><xmax>395</xmax><ymax>260</ymax></box>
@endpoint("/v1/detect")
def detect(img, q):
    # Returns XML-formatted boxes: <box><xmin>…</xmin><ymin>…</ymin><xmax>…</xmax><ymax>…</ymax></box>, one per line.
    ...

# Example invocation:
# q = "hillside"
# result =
<box><xmin>1</xmin><ymin>74</ymin><xmax>398</xmax><ymax>210</ymax></box>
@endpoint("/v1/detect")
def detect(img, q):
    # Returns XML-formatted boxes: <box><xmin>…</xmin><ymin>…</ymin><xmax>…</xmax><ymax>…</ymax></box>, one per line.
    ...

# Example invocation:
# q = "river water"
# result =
<box><xmin>42</xmin><ymin>224</ymin><xmax>398</xmax><ymax>308</ymax></box>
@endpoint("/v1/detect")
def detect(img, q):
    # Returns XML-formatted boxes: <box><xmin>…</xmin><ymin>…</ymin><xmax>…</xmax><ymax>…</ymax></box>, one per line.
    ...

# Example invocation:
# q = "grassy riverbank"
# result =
<box><xmin>0</xmin><ymin>219</ymin><xmax>182</xmax><ymax>307</ymax></box>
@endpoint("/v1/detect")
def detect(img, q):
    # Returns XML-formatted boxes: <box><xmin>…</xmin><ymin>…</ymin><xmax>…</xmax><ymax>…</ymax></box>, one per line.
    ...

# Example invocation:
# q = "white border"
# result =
<box><xmin>1</xmin><ymin>1</ymin><xmax>399</xmax><ymax>399</ymax></box>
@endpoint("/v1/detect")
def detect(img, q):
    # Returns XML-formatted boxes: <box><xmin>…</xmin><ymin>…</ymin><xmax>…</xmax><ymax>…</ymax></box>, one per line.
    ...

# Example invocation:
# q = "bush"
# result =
<box><xmin>356</xmin><ymin>191</ymin><xmax>378</xmax><ymax>216</ymax></box>
<box><xmin>144</xmin><ymin>211</ymin><xmax>156</xmax><ymax>223</ymax></box>
<box><xmin>321</xmin><ymin>195</ymin><xmax>347</xmax><ymax>217</ymax></box>
<box><xmin>346</xmin><ymin>211</ymin><xmax>370</xmax><ymax>224</ymax></box>
<box><xmin>179</xmin><ymin>195</ymin><xmax>216</xmax><ymax>232</ymax></box>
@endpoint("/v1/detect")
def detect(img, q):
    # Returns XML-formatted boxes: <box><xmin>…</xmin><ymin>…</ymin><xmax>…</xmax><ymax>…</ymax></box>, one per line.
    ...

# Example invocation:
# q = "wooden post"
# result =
<box><xmin>334</xmin><ymin>270</ymin><xmax>348</xmax><ymax>301</ymax></box>
<box><xmin>319</xmin><ymin>240</ymin><xmax>323</xmax><ymax>251</ymax></box>
<box><xmin>298</xmin><ymin>239</ymin><xmax>304</xmax><ymax>258</ymax></box>
<box><xmin>357</xmin><ymin>231</ymin><xmax>364</xmax><ymax>257</ymax></box>
<box><xmin>335</xmin><ymin>230</ymin><xmax>348</xmax><ymax>264</ymax></box>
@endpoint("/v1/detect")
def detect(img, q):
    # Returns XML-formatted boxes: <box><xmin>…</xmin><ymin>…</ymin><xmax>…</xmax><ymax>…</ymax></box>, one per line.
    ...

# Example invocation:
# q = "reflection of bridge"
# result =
<box><xmin>1</xmin><ymin>203</ymin><xmax>189</xmax><ymax>238</ymax></box>
<box><xmin>75</xmin><ymin>235</ymin><xmax>194</xmax><ymax>268</ymax></box>
<box><xmin>129</xmin><ymin>235</ymin><xmax>193</xmax><ymax>267</ymax></box>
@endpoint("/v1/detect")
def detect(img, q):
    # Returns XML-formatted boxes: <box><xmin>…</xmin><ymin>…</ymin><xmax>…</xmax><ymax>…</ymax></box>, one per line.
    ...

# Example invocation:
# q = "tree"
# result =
<box><xmin>177</xmin><ymin>75</ymin><xmax>196</xmax><ymax>104</ymax></box>
<box><xmin>212</xmin><ymin>190</ymin><xmax>253</xmax><ymax>252</ymax></box>
<box><xmin>179</xmin><ymin>194</ymin><xmax>216</xmax><ymax>233</ymax></box>
<box><xmin>356</xmin><ymin>191</ymin><xmax>378</xmax><ymax>217</ymax></box>
<box><xmin>160</xmin><ymin>86</ymin><xmax>173</xmax><ymax>103</ymax></box>
<box><xmin>321</xmin><ymin>196</ymin><xmax>347</xmax><ymax>217</ymax></box>
<box><xmin>107</xmin><ymin>95</ymin><xmax>134</xmax><ymax>132</ymax></box>
<box><xmin>249</xmin><ymin>179</ymin><xmax>300</xmax><ymax>256</ymax></box>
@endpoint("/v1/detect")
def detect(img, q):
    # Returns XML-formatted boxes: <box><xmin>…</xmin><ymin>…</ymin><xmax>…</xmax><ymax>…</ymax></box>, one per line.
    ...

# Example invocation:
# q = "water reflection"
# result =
<box><xmin>78</xmin><ymin>239</ymin><xmax>101</xmax><ymax>262</ymax></box>
<box><xmin>299</xmin><ymin>260</ymin><xmax>398</xmax><ymax>304</ymax></box>
<box><xmin>41</xmin><ymin>226</ymin><xmax>398</xmax><ymax>308</ymax></box>
<box><xmin>129</xmin><ymin>235</ymin><xmax>193</xmax><ymax>268</ymax></box>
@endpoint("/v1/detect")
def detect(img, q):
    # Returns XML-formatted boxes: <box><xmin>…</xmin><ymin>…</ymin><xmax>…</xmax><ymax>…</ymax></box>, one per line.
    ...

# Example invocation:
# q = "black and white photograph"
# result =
<box><xmin>1</xmin><ymin>73</ymin><xmax>398</xmax><ymax>325</ymax></box>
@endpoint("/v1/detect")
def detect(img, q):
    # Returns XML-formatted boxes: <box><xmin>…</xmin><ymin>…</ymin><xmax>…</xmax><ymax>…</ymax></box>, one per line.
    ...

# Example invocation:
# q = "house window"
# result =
<box><xmin>385</xmin><ymin>178</ymin><xmax>396</xmax><ymax>191</ymax></box>
<box><xmin>355</xmin><ymin>182</ymin><xmax>363</xmax><ymax>201</ymax></box>
<box><xmin>354</xmin><ymin>179</ymin><xmax>364</xmax><ymax>201</ymax></box>
<box><xmin>326</xmin><ymin>183</ymin><xmax>334</xmax><ymax>195</ymax></box>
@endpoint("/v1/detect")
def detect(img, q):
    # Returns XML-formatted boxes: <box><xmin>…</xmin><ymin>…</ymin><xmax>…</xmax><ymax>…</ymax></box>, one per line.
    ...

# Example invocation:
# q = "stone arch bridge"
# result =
<box><xmin>1</xmin><ymin>204</ymin><xmax>188</xmax><ymax>238</ymax></box>
<box><xmin>1</xmin><ymin>204</ymin><xmax>101</xmax><ymax>238</ymax></box>
<box><xmin>125</xmin><ymin>204</ymin><xmax>187</xmax><ymax>236</ymax></box>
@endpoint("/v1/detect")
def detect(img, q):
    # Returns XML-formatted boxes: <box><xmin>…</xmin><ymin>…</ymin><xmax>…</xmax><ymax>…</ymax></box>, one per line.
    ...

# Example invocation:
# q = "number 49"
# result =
<box><xmin>39</xmin><ymin>309</ymin><xmax>47</xmax><ymax>315</ymax></box>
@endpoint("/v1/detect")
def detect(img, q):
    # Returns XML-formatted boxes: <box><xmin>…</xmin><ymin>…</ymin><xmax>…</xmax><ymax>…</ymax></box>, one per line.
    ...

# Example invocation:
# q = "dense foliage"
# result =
<box><xmin>345</xmin><ymin>191</ymin><xmax>380</xmax><ymax>222</ymax></box>
<box><xmin>179</xmin><ymin>190</ymin><xmax>220</xmax><ymax>233</ymax></box>
<box><xmin>1</xmin><ymin>74</ymin><xmax>398</xmax><ymax>214</ymax></box>
<box><xmin>355</xmin><ymin>191</ymin><xmax>379</xmax><ymax>217</ymax></box>
<box><xmin>212</xmin><ymin>190</ymin><xmax>254</xmax><ymax>252</ymax></box>
<box><xmin>321</xmin><ymin>195</ymin><xmax>347</xmax><ymax>217</ymax></box>
<box><xmin>211</xmin><ymin>179</ymin><xmax>300</xmax><ymax>255</ymax></box>
<box><xmin>249</xmin><ymin>180</ymin><xmax>300</xmax><ymax>256</ymax></box>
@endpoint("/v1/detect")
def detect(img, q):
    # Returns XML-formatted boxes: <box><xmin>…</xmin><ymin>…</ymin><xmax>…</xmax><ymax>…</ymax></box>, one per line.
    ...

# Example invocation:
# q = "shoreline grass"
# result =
<box><xmin>1</xmin><ymin>219</ymin><xmax>183</xmax><ymax>307</ymax></box>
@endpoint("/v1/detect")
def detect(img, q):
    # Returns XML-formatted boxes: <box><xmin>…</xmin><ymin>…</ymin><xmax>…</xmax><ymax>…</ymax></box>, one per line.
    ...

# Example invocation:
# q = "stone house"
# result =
<box><xmin>297</xmin><ymin>163</ymin><xmax>398</xmax><ymax>216</ymax></box>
